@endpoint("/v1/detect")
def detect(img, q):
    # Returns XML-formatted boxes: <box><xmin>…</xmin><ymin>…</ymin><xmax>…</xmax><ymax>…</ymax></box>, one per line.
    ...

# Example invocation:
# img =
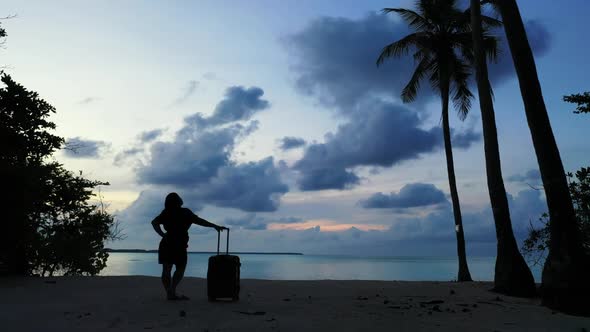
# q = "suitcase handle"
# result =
<box><xmin>216</xmin><ymin>228</ymin><xmax>230</xmax><ymax>255</ymax></box>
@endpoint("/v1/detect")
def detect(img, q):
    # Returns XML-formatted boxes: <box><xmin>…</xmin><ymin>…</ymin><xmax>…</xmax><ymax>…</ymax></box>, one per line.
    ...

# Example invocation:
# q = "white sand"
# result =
<box><xmin>1</xmin><ymin>276</ymin><xmax>589</xmax><ymax>331</ymax></box>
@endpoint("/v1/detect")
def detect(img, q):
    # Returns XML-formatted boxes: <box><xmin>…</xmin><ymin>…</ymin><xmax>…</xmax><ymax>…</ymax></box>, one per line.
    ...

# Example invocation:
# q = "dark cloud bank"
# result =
<box><xmin>279</xmin><ymin>137</ymin><xmax>306</xmax><ymax>151</ymax></box>
<box><xmin>185</xmin><ymin>86</ymin><xmax>270</xmax><ymax>129</ymax></box>
<box><xmin>136</xmin><ymin>86</ymin><xmax>286</xmax><ymax>212</ymax></box>
<box><xmin>287</xmin><ymin>12</ymin><xmax>550</xmax><ymax>112</ymax></box>
<box><xmin>171</xmin><ymin>80</ymin><xmax>199</xmax><ymax>106</ymax></box>
<box><xmin>360</xmin><ymin>183</ymin><xmax>447</xmax><ymax>209</ymax></box>
<box><xmin>116</xmin><ymin>86</ymin><xmax>289</xmax><ymax>243</ymax></box>
<box><xmin>63</xmin><ymin>137</ymin><xmax>110</xmax><ymax>158</ymax></box>
<box><xmin>508</xmin><ymin>169</ymin><xmax>542</xmax><ymax>185</ymax></box>
<box><xmin>293</xmin><ymin>100</ymin><xmax>481</xmax><ymax>190</ymax></box>
<box><xmin>286</xmin><ymin>12</ymin><xmax>550</xmax><ymax>192</ymax></box>
<box><xmin>139</xmin><ymin>129</ymin><xmax>163</xmax><ymax>143</ymax></box>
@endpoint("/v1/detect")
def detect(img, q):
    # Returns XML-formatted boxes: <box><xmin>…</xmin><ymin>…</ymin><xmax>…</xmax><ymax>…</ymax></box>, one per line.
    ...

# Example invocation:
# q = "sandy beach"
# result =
<box><xmin>1</xmin><ymin>276</ymin><xmax>589</xmax><ymax>331</ymax></box>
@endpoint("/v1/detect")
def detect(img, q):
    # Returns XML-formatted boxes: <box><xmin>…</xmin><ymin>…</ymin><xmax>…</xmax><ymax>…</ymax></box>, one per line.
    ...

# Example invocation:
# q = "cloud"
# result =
<box><xmin>360</xmin><ymin>183</ymin><xmax>447</xmax><ymax>209</ymax></box>
<box><xmin>286</xmin><ymin>12</ymin><xmax>416</xmax><ymax>112</ymax></box>
<box><xmin>383</xmin><ymin>188</ymin><xmax>547</xmax><ymax>245</ymax></box>
<box><xmin>113</xmin><ymin>147</ymin><xmax>143</xmax><ymax>166</ymax></box>
<box><xmin>506</xmin><ymin>188</ymin><xmax>548</xmax><ymax>237</ymax></box>
<box><xmin>223</xmin><ymin>215</ymin><xmax>305</xmax><ymax>231</ymax></box>
<box><xmin>63</xmin><ymin>137</ymin><xmax>110</xmax><ymax>158</ymax></box>
<box><xmin>275</xmin><ymin>216</ymin><xmax>304</xmax><ymax>224</ymax></box>
<box><xmin>202</xmin><ymin>72</ymin><xmax>217</xmax><ymax>80</ymax></box>
<box><xmin>171</xmin><ymin>80</ymin><xmax>199</xmax><ymax>105</ymax></box>
<box><xmin>508</xmin><ymin>169</ymin><xmax>542</xmax><ymax>185</ymax></box>
<box><xmin>113</xmin><ymin>129</ymin><xmax>164</xmax><ymax>166</ymax></box>
<box><xmin>110</xmin><ymin>84</ymin><xmax>286</xmax><ymax>249</ymax></box>
<box><xmin>77</xmin><ymin>97</ymin><xmax>100</xmax><ymax>105</ymax></box>
<box><xmin>186</xmin><ymin>86</ymin><xmax>270</xmax><ymax>129</ymax></box>
<box><xmin>297</xmin><ymin>168</ymin><xmax>361</xmax><ymax>191</ymax></box>
<box><xmin>487</xmin><ymin>20</ymin><xmax>551</xmax><ymax>85</ymax></box>
<box><xmin>224</xmin><ymin>214</ymin><xmax>268</xmax><ymax>230</ymax></box>
<box><xmin>286</xmin><ymin>12</ymin><xmax>552</xmax><ymax>112</ymax></box>
<box><xmin>138</xmin><ymin>129</ymin><xmax>163</xmax><ymax>143</ymax></box>
<box><xmin>278</xmin><ymin>136</ymin><xmax>307</xmax><ymax>151</ymax></box>
<box><xmin>137</xmin><ymin>123</ymin><xmax>248</xmax><ymax>187</ymax></box>
<box><xmin>192</xmin><ymin>157</ymin><xmax>288</xmax><ymax>212</ymax></box>
<box><xmin>129</xmin><ymin>85</ymin><xmax>287</xmax><ymax>212</ymax></box>
<box><xmin>293</xmin><ymin>99</ymin><xmax>480</xmax><ymax>190</ymax></box>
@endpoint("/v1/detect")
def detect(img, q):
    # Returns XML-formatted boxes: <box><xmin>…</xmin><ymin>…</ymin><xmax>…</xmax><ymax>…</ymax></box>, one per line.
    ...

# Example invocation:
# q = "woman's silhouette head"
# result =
<box><xmin>165</xmin><ymin>192</ymin><xmax>183</xmax><ymax>209</ymax></box>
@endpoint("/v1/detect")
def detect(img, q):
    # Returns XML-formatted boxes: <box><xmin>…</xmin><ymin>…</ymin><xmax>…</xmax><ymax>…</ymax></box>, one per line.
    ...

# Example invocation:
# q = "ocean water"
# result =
<box><xmin>101</xmin><ymin>253</ymin><xmax>544</xmax><ymax>282</ymax></box>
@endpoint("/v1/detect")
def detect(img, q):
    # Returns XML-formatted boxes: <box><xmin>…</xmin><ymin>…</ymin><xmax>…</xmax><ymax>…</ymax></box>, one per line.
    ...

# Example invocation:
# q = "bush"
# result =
<box><xmin>0</xmin><ymin>73</ymin><xmax>121</xmax><ymax>276</ymax></box>
<box><xmin>522</xmin><ymin>167</ymin><xmax>590</xmax><ymax>264</ymax></box>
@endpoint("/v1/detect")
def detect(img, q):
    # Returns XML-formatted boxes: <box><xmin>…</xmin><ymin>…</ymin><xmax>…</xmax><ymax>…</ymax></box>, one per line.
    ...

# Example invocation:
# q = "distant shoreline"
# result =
<box><xmin>105</xmin><ymin>248</ymin><xmax>303</xmax><ymax>255</ymax></box>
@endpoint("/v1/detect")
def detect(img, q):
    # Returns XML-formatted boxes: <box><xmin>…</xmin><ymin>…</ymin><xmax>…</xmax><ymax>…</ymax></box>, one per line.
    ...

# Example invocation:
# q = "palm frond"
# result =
<box><xmin>382</xmin><ymin>8</ymin><xmax>433</xmax><ymax>31</ymax></box>
<box><xmin>376</xmin><ymin>33</ymin><xmax>420</xmax><ymax>66</ymax></box>
<box><xmin>428</xmin><ymin>62</ymin><xmax>441</xmax><ymax>93</ymax></box>
<box><xmin>413</xmin><ymin>48</ymin><xmax>427</xmax><ymax>62</ymax></box>
<box><xmin>401</xmin><ymin>57</ymin><xmax>435</xmax><ymax>103</ymax></box>
<box><xmin>452</xmin><ymin>32</ymin><xmax>476</xmax><ymax>64</ymax></box>
<box><xmin>376</xmin><ymin>0</ymin><xmax>489</xmax><ymax>112</ymax></box>
<box><xmin>481</xmin><ymin>33</ymin><xmax>499</xmax><ymax>63</ymax></box>
<box><xmin>480</xmin><ymin>15</ymin><xmax>503</xmax><ymax>29</ymax></box>
<box><xmin>449</xmin><ymin>57</ymin><xmax>474</xmax><ymax>120</ymax></box>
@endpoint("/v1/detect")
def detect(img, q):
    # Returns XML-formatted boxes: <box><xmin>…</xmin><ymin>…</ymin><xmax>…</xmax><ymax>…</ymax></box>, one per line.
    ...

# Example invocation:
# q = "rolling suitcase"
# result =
<box><xmin>207</xmin><ymin>229</ymin><xmax>240</xmax><ymax>301</ymax></box>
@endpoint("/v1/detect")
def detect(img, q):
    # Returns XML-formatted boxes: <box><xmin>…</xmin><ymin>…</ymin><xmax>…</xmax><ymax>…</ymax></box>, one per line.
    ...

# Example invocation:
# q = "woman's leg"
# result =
<box><xmin>161</xmin><ymin>263</ymin><xmax>173</xmax><ymax>298</ymax></box>
<box><xmin>171</xmin><ymin>262</ymin><xmax>186</xmax><ymax>298</ymax></box>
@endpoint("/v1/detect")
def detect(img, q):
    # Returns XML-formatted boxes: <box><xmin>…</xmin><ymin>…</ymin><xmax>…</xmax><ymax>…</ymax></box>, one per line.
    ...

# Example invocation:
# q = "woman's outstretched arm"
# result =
<box><xmin>190</xmin><ymin>211</ymin><xmax>226</xmax><ymax>231</ymax></box>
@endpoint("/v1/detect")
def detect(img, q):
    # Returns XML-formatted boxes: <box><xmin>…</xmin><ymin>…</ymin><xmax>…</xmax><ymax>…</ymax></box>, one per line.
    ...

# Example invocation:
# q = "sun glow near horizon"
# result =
<box><xmin>268</xmin><ymin>219</ymin><xmax>389</xmax><ymax>232</ymax></box>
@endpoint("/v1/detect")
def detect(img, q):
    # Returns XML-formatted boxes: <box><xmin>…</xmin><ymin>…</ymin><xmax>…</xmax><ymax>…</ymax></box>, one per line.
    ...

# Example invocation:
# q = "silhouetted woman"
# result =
<box><xmin>151</xmin><ymin>192</ymin><xmax>226</xmax><ymax>300</ymax></box>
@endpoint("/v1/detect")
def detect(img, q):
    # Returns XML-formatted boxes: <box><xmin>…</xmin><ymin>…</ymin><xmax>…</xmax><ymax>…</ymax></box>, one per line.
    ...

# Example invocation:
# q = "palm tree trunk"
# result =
<box><xmin>470</xmin><ymin>0</ymin><xmax>535</xmax><ymax>297</ymax></box>
<box><xmin>440</xmin><ymin>74</ymin><xmax>472</xmax><ymax>282</ymax></box>
<box><xmin>497</xmin><ymin>0</ymin><xmax>590</xmax><ymax>314</ymax></box>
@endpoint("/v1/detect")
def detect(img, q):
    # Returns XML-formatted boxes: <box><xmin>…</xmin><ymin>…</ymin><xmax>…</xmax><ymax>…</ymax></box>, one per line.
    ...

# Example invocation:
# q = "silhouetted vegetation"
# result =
<box><xmin>0</xmin><ymin>15</ymin><xmax>15</xmax><ymax>50</ymax></box>
<box><xmin>563</xmin><ymin>92</ymin><xmax>590</xmax><ymax>114</ymax></box>
<box><xmin>523</xmin><ymin>167</ymin><xmax>590</xmax><ymax>264</ymax></box>
<box><xmin>470</xmin><ymin>0</ymin><xmax>535</xmax><ymax>297</ymax></box>
<box><xmin>0</xmin><ymin>73</ymin><xmax>120</xmax><ymax>276</ymax></box>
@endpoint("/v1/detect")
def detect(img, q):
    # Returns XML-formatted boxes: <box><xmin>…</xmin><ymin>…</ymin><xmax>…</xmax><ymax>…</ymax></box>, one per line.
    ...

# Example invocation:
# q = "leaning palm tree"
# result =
<box><xmin>376</xmin><ymin>0</ymin><xmax>489</xmax><ymax>282</ymax></box>
<box><xmin>492</xmin><ymin>0</ymin><xmax>590</xmax><ymax>314</ymax></box>
<box><xmin>469</xmin><ymin>0</ymin><xmax>536</xmax><ymax>297</ymax></box>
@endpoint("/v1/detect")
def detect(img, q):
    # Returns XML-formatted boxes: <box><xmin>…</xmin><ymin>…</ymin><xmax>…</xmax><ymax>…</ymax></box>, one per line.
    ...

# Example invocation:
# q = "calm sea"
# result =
<box><xmin>101</xmin><ymin>253</ymin><xmax>544</xmax><ymax>282</ymax></box>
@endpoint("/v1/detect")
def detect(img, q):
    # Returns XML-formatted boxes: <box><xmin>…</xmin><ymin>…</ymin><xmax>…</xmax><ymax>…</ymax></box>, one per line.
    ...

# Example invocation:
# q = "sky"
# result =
<box><xmin>2</xmin><ymin>0</ymin><xmax>589</xmax><ymax>257</ymax></box>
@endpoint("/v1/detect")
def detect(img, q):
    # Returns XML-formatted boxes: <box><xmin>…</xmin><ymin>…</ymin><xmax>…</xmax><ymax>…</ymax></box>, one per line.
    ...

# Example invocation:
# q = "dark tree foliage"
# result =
<box><xmin>1</xmin><ymin>18</ymin><xmax>11</xmax><ymax>50</ymax></box>
<box><xmin>522</xmin><ymin>167</ymin><xmax>590</xmax><ymax>264</ymax></box>
<box><xmin>0</xmin><ymin>73</ymin><xmax>119</xmax><ymax>276</ymax></box>
<box><xmin>563</xmin><ymin>92</ymin><xmax>590</xmax><ymax>114</ymax></box>
<box><xmin>32</xmin><ymin>165</ymin><xmax>118</xmax><ymax>276</ymax></box>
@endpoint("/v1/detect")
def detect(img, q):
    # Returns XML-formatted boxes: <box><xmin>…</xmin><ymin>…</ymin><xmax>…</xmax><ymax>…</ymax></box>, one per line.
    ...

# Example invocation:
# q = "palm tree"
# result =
<box><xmin>469</xmin><ymin>0</ymin><xmax>535</xmax><ymax>296</ymax></box>
<box><xmin>493</xmin><ymin>0</ymin><xmax>590</xmax><ymax>314</ymax></box>
<box><xmin>376</xmin><ymin>0</ymin><xmax>490</xmax><ymax>282</ymax></box>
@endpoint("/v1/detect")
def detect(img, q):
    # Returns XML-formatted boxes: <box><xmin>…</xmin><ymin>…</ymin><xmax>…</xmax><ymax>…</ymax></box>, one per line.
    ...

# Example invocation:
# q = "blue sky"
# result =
<box><xmin>2</xmin><ymin>0</ymin><xmax>589</xmax><ymax>257</ymax></box>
